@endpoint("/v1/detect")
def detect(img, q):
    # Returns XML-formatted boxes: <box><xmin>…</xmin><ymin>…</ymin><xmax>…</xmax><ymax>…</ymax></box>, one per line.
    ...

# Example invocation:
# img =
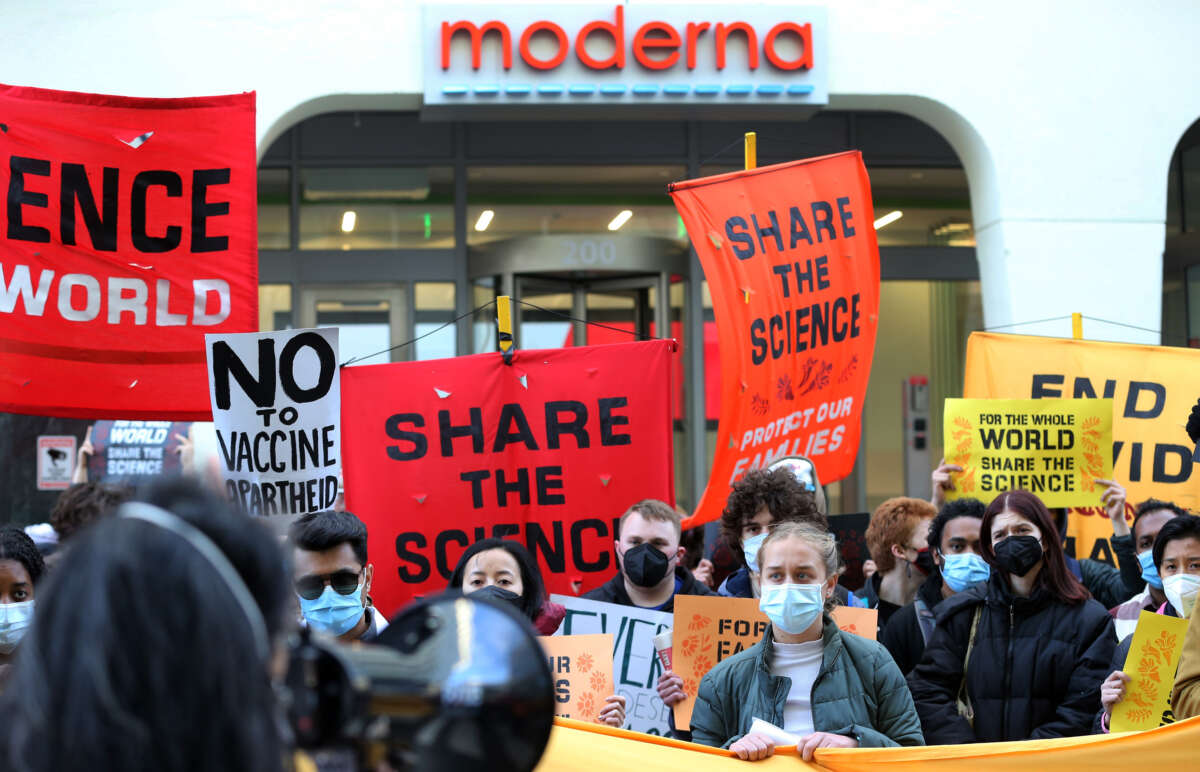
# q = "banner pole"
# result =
<box><xmin>498</xmin><ymin>295</ymin><xmax>515</xmax><ymax>364</ymax></box>
<box><xmin>744</xmin><ymin>132</ymin><xmax>756</xmax><ymax>170</ymax></box>
<box><xmin>1072</xmin><ymin>312</ymin><xmax>1083</xmax><ymax>340</ymax></box>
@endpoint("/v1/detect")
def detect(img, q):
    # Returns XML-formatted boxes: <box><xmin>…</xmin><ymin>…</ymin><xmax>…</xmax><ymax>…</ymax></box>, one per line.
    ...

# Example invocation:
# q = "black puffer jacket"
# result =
<box><xmin>881</xmin><ymin>572</ymin><xmax>951</xmax><ymax>675</ymax></box>
<box><xmin>907</xmin><ymin>572</ymin><xmax>1115</xmax><ymax>743</ymax></box>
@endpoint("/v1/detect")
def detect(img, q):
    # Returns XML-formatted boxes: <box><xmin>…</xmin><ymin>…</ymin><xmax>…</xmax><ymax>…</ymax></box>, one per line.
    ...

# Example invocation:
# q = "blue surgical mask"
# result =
<box><xmin>759</xmin><ymin>582</ymin><xmax>824</xmax><ymax>635</ymax></box>
<box><xmin>299</xmin><ymin>583</ymin><xmax>364</xmax><ymax>636</ymax></box>
<box><xmin>743</xmin><ymin>532</ymin><xmax>768</xmax><ymax>573</ymax></box>
<box><xmin>940</xmin><ymin>553</ymin><xmax>990</xmax><ymax>592</ymax></box>
<box><xmin>1138</xmin><ymin>549</ymin><xmax>1163</xmax><ymax>590</ymax></box>
<box><xmin>0</xmin><ymin>600</ymin><xmax>35</xmax><ymax>654</ymax></box>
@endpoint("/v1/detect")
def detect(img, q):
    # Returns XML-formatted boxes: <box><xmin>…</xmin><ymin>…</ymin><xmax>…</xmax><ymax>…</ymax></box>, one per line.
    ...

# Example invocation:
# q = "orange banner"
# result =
<box><xmin>670</xmin><ymin>152</ymin><xmax>880</xmax><ymax>527</ymax></box>
<box><xmin>536</xmin><ymin>715</ymin><xmax>1200</xmax><ymax>771</ymax></box>
<box><xmin>540</xmin><ymin>634</ymin><xmax>615</xmax><ymax>722</ymax></box>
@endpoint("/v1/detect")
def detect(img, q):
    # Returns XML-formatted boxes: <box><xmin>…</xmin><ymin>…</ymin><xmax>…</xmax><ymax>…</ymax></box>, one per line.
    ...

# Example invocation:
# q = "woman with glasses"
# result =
<box><xmin>289</xmin><ymin>510</ymin><xmax>387</xmax><ymax>643</ymax></box>
<box><xmin>907</xmin><ymin>489</ymin><xmax>1115</xmax><ymax>743</ymax></box>
<box><xmin>447</xmin><ymin>538</ymin><xmax>627</xmax><ymax>728</ymax></box>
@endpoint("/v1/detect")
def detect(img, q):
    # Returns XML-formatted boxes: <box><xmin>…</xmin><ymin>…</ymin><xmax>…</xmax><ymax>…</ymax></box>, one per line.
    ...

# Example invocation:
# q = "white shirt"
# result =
<box><xmin>769</xmin><ymin>639</ymin><xmax>824</xmax><ymax>737</ymax></box>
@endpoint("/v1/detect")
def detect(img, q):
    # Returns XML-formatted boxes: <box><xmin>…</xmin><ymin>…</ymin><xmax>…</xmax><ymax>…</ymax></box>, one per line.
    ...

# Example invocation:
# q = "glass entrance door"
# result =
<box><xmin>512</xmin><ymin>274</ymin><xmax>662</xmax><ymax>350</ymax></box>
<box><xmin>298</xmin><ymin>284</ymin><xmax>408</xmax><ymax>364</ymax></box>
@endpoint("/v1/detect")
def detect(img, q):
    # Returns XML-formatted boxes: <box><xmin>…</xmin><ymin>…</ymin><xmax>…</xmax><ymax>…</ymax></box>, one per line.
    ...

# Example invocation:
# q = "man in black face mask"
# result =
<box><xmin>583</xmin><ymin>499</ymin><xmax>714</xmax><ymax>612</ymax></box>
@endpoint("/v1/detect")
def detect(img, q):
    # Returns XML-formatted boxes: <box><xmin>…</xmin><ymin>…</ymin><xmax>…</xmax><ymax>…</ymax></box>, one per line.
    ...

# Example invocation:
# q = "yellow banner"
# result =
<box><xmin>539</xmin><ymin>634</ymin><xmax>614</xmax><ymax>722</ymax></box>
<box><xmin>943</xmin><ymin>398</ymin><xmax>1113</xmax><ymax>508</ymax></box>
<box><xmin>1111</xmin><ymin>611</ymin><xmax>1189</xmax><ymax>732</ymax></box>
<box><xmin>537</xmin><ymin>715</ymin><xmax>1200</xmax><ymax>771</ymax></box>
<box><xmin>963</xmin><ymin>332</ymin><xmax>1200</xmax><ymax>563</ymax></box>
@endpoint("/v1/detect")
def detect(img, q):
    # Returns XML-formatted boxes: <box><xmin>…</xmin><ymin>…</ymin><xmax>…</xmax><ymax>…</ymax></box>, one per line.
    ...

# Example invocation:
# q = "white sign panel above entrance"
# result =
<box><xmin>423</xmin><ymin>4</ymin><xmax>828</xmax><ymax>114</ymax></box>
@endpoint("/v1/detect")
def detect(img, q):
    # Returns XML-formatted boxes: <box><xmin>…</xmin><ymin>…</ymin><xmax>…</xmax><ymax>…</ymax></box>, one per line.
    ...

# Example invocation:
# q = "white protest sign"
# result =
<box><xmin>205</xmin><ymin>328</ymin><xmax>341</xmax><ymax>518</ymax></box>
<box><xmin>552</xmin><ymin>594</ymin><xmax>672</xmax><ymax>736</ymax></box>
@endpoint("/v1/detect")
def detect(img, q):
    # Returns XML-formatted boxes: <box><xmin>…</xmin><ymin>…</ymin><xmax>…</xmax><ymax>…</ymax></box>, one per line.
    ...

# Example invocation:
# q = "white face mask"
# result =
<box><xmin>1163</xmin><ymin>573</ymin><xmax>1200</xmax><ymax>619</ymax></box>
<box><xmin>0</xmin><ymin>600</ymin><xmax>35</xmax><ymax>654</ymax></box>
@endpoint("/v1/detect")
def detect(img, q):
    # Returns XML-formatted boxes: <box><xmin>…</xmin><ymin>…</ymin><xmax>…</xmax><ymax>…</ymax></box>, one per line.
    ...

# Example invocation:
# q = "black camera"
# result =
<box><xmin>284</xmin><ymin>595</ymin><xmax>554</xmax><ymax>772</ymax></box>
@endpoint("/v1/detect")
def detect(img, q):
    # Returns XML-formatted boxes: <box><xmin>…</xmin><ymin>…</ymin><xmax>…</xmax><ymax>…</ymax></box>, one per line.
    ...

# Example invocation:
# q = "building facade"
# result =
<box><xmin>3</xmin><ymin>0</ymin><xmax>1199</xmax><ymax>517</ymax></box>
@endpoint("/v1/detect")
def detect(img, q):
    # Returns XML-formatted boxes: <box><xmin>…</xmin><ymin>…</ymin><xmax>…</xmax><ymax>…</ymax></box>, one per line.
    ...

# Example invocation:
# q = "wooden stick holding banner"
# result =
<box><xmin>498</xmin><ymin>294</ymin><xmax>515</xmax><ymax>365</ymax></box>
<box><xmin>744</xmin><ymin>131</ymin><xmax>756</xmax><ymax>170</ymax></box>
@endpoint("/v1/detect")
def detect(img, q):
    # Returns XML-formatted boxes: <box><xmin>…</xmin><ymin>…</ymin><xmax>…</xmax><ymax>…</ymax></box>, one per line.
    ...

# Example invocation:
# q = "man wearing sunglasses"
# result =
<box><xmin>290</xmin><ymin>510</ymin><xmax>387</xmax><ymax>642</ymax></box>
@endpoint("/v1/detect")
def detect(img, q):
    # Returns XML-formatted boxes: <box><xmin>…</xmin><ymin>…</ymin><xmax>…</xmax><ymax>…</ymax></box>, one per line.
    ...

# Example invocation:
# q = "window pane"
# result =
<box><xmin>258</xmin><ymin>284</ymin><xmax>292</xmax><ymax>331</ymax></box>
<box><xmin>415</xmin><ymin>282</ymin><xmax>457</xmax><ymax>360</ymax></box>
<box><xmin>258</xmin><ymin>168</ymin><xmax>290</xmax><ymax>250</ymax></box>
<box><xmin>467</xmin><ymin>165</ymin><xmax>687</xmax><ymax>246</ymax></box>
<box><xmin>299</xmin><ymin>167</ymin><xmax>454</xmax><ymax>249</ymax></box>
<box><xmin>700</xmin><ymin>164</ymin><xmax>974</xmax><ymax>248</ymax></box>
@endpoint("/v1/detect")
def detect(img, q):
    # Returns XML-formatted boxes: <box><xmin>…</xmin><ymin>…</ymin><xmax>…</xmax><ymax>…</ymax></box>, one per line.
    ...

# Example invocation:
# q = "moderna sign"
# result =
<box><xmin>423</xmin><ymin>4</ymin><xmax>827</xmax><ymax>110</ymax></box>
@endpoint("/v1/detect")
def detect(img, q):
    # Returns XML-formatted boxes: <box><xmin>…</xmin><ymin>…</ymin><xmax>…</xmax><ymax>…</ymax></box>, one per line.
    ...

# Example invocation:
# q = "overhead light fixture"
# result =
<box><xmin>873</xmin><ymin>210</ymin><xmax>903</xmax><ymax>230</ymax></box>
<box><xmin>608</xmin><ymin>209</ymin><xmax>633</xmax><ymax>231</ymax></box>
<box><xmin>340</xmin><ymin>210</ymin><xmax>357</xmax><ymax>233</ymax></box>
<box><xmin>475</xmin><ymin>209</ymin><xmax>495</xmax><ymax>232</ymax></box>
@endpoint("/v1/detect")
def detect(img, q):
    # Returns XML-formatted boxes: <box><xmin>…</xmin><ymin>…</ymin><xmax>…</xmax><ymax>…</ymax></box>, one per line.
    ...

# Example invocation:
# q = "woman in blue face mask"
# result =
<box><xmin>880</xmin><ymin>499</ymin><xmax>987</xmax><ymax>675</ymax></box>
<box><xmin>0</xmin><ymin>527</ymin><xmax>45</xmax><ymax>684</ymax></box>
<box><xmin>690</xmin><ymin>521</ymin><xmax>924</xmax><ymax>761</ymax></box>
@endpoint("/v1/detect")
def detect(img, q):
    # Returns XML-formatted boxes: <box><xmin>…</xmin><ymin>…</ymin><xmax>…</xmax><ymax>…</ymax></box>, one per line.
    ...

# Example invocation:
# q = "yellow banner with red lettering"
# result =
<box><xmin>942</xmin><ymin>398</ymin><xmax>1113</xmax><ymax>508</ymax></box>
<box><xmin>963</xmin><ymin>332</ymin><xmax>1200</xmax><ymax>564</ymax></box>
<box><xmin>537</xmin><ymin>715</ymin><xmax>1200</xmax><ymax>771</ymax></box>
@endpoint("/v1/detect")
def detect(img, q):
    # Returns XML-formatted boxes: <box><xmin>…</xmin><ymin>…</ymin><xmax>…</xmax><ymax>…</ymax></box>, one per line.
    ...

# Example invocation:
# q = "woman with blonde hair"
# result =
<box><xmin>690</xmin><ymin>521</ymin><xmax>923</xmax><ymax>761</ymax></box>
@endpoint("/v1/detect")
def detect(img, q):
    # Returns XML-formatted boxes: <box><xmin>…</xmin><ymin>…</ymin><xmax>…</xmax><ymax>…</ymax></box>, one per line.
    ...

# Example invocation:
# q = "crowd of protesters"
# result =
<box><xmin>2</xmin><ymin>451</ymin><xmax>1200</xmax><ymax>770</ymax></box>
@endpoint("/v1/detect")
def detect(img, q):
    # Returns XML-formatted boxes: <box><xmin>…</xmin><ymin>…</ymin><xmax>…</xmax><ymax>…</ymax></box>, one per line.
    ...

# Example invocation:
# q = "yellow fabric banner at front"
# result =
<box><xmin>535</xmin><ymin>715</ymin><xmax>1200</xmax><ymax>771</ymax></box>
<box><xmin>963</xmin><ymin>332</ymin><xmax>1200</xmax><ymax>564</ymax></box>
<box><xmin>942</xmin><ymin>398</ymin><xmax>1113</xmax><ymax>508</ymax></box>
<box><xmin>1111</xmin><ymin>611</ymin><xmax>1189</xmax><ymax>732</ymax></box>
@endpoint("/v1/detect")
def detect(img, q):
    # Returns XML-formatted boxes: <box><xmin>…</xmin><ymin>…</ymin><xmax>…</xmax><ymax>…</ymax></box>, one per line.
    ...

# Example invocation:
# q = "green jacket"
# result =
<box><xmin>690</xmin><ymin>616</ymin><xmax>924</xmax><ymax>749</ymax></box>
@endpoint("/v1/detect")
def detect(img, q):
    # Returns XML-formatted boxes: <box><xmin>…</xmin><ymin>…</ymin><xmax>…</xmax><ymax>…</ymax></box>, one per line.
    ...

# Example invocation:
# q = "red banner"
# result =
<box><xmin>669</xmin><ymin>151</ymin><xmax>880</xmax><ymax>527</ymax></box>
<box><xmin>0</xmin><ymin>84</ymin><xmax>258</xmax><ymax>419</ymax></box>
<box><xmin>341</xmin><ymin>340</ymin><xmax>677</xmax><ymax>618</ymax></box>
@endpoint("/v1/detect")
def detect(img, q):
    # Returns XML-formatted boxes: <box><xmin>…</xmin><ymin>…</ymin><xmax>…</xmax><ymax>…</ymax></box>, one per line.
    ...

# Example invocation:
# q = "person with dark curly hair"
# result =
<box><xmin>880</xmin><ymin>499</ymin><xmax>986</xmax><ymax>674</ymax></box>
<box><xmin>48</xmin><ymin>481</ymin><xmax>133</xmax><ymax>542</ymax></box>
<box><xmin>0</xmin><ymin>527</ymin><xmax>45</xmax><ymax>681</ymax></box>
<box><xmin>716</xmin><ymin>467</ymin><xmax>828</xmax><ymax>601</ymax></box>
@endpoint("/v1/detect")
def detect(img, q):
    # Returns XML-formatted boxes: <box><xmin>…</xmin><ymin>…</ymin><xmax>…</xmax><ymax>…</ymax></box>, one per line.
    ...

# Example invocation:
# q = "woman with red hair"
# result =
<box><xmin>906</xmin><ymin>490</ymin><xmax>1115</xmax><ymax>743</ymax></box>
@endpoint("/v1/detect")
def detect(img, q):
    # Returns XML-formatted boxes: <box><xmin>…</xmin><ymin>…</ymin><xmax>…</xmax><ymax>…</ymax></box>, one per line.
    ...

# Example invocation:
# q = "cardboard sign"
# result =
<box><xmin>963</xmin><ymin>332</ymin><xmax>1200</xmax><ymax>565</ymax></box>
<box><xmin>669</xmin><ymin>151</ymin><xmax>880</xmax><ymax>528</ymax></box>
<box><xmin>670</xmin><ymin>594</ymin><xmax>875</xmax><ymax>729</ymax></box>
<box><xmin>540</xmin><ymin>633</ymin><xmax>616</xmax><ymax>722</ymax></box>
<box><xmin>205</xmin><ymin>328</ymin><xmax>341</xmax><ymax>519</ymax></box>
<box><xmin>36</xmin><ymin>435</ymin><xmax>75</xmax><ymax>490</ymax></box>
<box><xmin>86</xmin><ymin>420</ymin><xmax>189</xmax><ymax>483</ymax></box>
<box><xmin>0</xmin><ymin>84</ymin><xmax>258</xmax><ymax>420</ymax></box>
<box><xmin>943</xmin><ymin>398</ymin><xmax>1114</xmax><ymax>508</ymax></box>
<box><xmin>1111</xmin><ymin>611</ymin><xmax>1189</xmax><ymax>732</ymax></box>
<box><xmin>342</xmin><ymin>340</ymin><xmax>676</xmax><ymax>617</ymax></box>
<box><xmin>553</xmin><ymin>594</ymin><xmax>673</xmax><ymax>736</ymax></box>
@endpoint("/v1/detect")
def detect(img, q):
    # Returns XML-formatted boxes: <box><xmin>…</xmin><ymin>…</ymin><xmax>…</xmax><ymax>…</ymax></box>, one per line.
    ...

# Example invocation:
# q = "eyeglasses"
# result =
<box><xmin>294</xmin><ymin>569</ymin><xmax>362</xmax><ymax>600</ymax></box>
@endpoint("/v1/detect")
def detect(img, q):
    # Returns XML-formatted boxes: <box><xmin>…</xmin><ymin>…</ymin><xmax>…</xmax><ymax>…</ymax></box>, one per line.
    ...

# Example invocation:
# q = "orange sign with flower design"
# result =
<box><xmin>670</xmin><ymin>595</ymin><xmax>876</xmax><ymax>730</ymax></box>
<box><xmin>1112</xmin><ymin>611</ymin><xmax>1189</xmax><ymax>732</ymax></box>
<box><xmin>540</xmin><ymin>634</ymin><xmax>615</xmax><ymax>723</ymax></box>
<box><xmin>943</xmin><ymin>398</ymin><xmax>1113</xmax><ymax>508</ymax></box>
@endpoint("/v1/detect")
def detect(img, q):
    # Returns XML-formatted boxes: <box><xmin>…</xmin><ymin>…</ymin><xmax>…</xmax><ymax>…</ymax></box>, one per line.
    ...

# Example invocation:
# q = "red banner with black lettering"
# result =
<box><xmin>341</xmin><ymin>339</ymin><xmax>676</xmax><ymax>618</ymax></box>
<box><xmin>669</xmin><ymin>151</ymin><xmax>880</xmax><ymax>527</ymax></box>
<box><xmin>0</xmin><ymin>84</ymin><xmax>257</xmax><ymax>419</ymax></box>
